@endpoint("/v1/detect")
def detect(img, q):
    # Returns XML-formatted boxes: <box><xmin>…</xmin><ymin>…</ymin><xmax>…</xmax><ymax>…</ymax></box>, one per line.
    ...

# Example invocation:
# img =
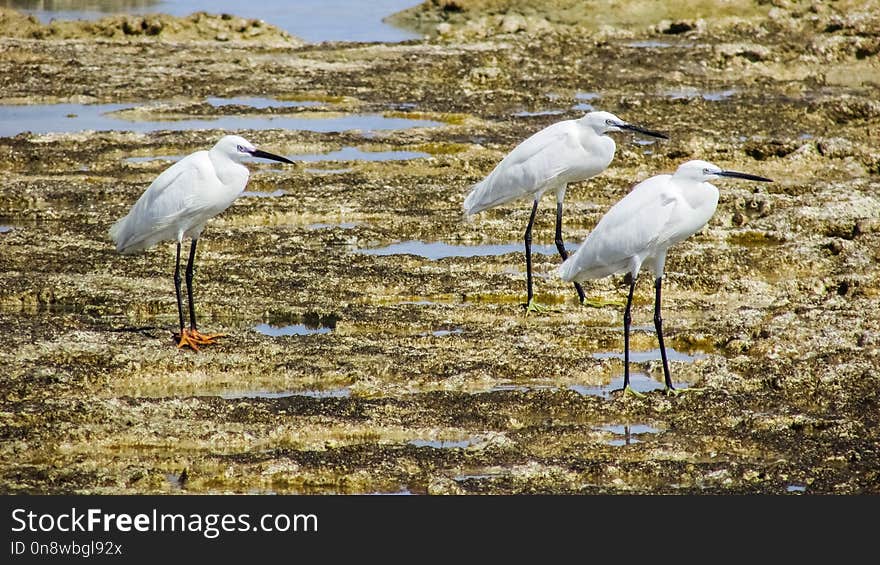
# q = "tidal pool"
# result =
<box><xmin>355</xmin><ymin>240</ymin><xmax>577</xmax><ymax>260</ymax></box>
<box><xmin>0</xmin><ymin>103</ymin><xmax>441</xmax><ymax>137</ymax></box>
<box><xmin>253</xmin><ymin>322</ymin><xmax>333</xmax><ymax>336</ymax></box>
<box><xmin>220</xmin><ymin>387</ymin><xmax>352</xmax><ymax>400</ymax></box>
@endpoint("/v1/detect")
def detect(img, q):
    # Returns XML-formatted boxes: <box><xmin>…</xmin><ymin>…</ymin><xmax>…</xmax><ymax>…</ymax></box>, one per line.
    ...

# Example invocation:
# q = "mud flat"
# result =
<box><xmin>0</xmin><ymin>1</ymin><xmax>878</xmax><ymax>494</ymax></box>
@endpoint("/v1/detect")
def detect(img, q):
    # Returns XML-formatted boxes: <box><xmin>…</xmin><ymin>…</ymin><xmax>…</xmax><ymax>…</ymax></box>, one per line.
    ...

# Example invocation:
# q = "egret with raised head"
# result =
<box><xmin>463</xmin><ymin>110</ymin><xmax>668</xmax><ymax>313</ymax></box>
<box><xmin>109</xmin><ymin>134</ymin><xmax>294</xmax><ymax>351</ymax></box>
<box><xmin>559</xmin><ymin>159</ymin><xmax>773</xmax><ymax>394</ymax></box>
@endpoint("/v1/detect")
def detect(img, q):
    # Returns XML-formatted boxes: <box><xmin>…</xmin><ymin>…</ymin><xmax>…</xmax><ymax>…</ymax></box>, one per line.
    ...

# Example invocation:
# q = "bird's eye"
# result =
<box><xmin>605</xmin><ymin>119</ymin><xmax>614</xmax><ymax>126</ymax></box>
<box><xmin>236</xmin><ymin>144</ymin><xmax>248</xmax><ymax>153</ymax></box>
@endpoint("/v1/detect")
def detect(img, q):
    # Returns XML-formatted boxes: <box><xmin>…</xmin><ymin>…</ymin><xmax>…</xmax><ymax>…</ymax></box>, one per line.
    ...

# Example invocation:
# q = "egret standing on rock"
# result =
<box><xmin>559</xmin><ymin>159</ymin><xmax>773</xmax><ymax>394</ymax></box>
<box><xmin>109</xmin><ymin>134</ymin><xmax>294</xmax><ymax>351</ymax></box>
<box><xmin>463</xmin><ymin>110</ymin><xmax>668</xmax><ymax>313</ymax></box>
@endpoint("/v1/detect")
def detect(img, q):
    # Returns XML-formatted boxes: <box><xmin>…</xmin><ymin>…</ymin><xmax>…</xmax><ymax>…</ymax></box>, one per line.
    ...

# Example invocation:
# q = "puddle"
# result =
<box><xmin>291</xmin><ymin>146</ymin><xmax>430</xmax><ymax>162</ymax></box>
<box><xmin>0</xmin><ymin>103</ymin><xmax>442</xmax><ymax>137</ymax></box>
<box><xmin>206</xmin><ymin>96</ymin><xmax>322</xmax><ymax>109</ymax></box>
<box><xmin>254</xmin><ymin>322</ymin><xmax>333</xmax><ymax>336</ymax></box>
<box><xmin>304</xmin><ymin>167</ymin><xmax>354</xmax><ymax>175</ymax></box>
<box><xmin>513</xmin><ymin>109</ymin><xmax>566</xmax><ymax>117</ymax></box>
<box><xmin>0</xmin><ymin>226</ymin><xmax>13</xmax><ymax>234</ymax></box>
<box><xmin>220</xmin><ymin>387</ymin><xmax>352</xmax><ymax>400</ymax></box>
<box><xmin>254</xmin><ymin>312</ymin><xmax>339</xmax><ymax>337</ymax></box>
<box><xmin>569</xmin><ymin>372</ymin><xmax>689</xmax><ymax>398</ymax></box>
<box><xmin>488</xmin><ymin>384</ymin><xmax>558</xmax><ymax>393</ymax></box>
<box><xmin>665</xmin><ymin>88</ymin><xmax>737</xmax><ymax>101</ymax></box>
<box><xmin>306</xmin><ymin>222</ymin><xmax>359</xmax><ymax>230</ymax></box>
<box><xmin>355</xmin><ymin>240</ymin><xmax>577</xmax><ymax>260</ymax></box>
<box><xmin>431</xmin><ymin>328</ymin><xmax>464</xmax><ymax>337</ymax></box>
<box><xmin>408</xmin><ymin>438</ymin><xmax>474</xmax><ymax>449</ymax></box>
<box><xmin>627</xmin><ymin>40</ymin><xmax>673</xmax><ymax>48</ymax></box>
<box><xmin>241</xmin><ymin>189</ymin><xmax>287</xmax><ymax>198</ymax></box>
<box><xmin>165</xmin><ymin>471</ymin><xmax>187</xmax><ymax>490</ymax></box>
<box><xmin>15</xmin><ymin>0</ymin><xmax>422</xmax><ymax>43</ymax></box>
<box><xmin>598</xmin><ymin>423</ymin><xmax>661</xmax><ymax>446</ymax></box>
<box><xmin>592</xmin><ymin>348</ymin><xmax>707</xmax><ymax>363</ymax></box>
<box><xmin>367</xmin><ymin>487</ymin><xmax>415</xmax><ymax>496</ymax></box>
<box><xmin>123</xmin><ymin>155</ymin><xmax>184</xmax><ymax>164</ymax></box>
<box><xmin>786</xmin><ymin>484</ymin><xmax>807</xmax><ymax>493</ymax></box>
<box><xmin>573</xmin><ymin>91</ymin><xmax>600</xmax><ymax>111</ymax></box>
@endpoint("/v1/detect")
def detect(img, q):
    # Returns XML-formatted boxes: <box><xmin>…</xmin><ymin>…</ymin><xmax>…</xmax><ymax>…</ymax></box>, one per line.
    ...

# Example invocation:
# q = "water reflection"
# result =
<box><xmin>254</xmin><ymin>322</ymin><xmax>332</xmax><ymax>336</ymax></box>
<box><xmin>0</xmin><ymin>102</ymin><xmax>441</xmax><ymax>137</ymax></box>
<box><xmin>220</xmin><ymin>387</ymin><xmax>351</xmax><ymax>400</ymax></box>
<box><xmin>569</xmin><ymin>372</ymin><xmax>689</xmax><ymax>398</ymax></box>
<box><xmin>356</xmin><ymin>240</ymin><xmax>577</xmax><ymax>260</ymax></box>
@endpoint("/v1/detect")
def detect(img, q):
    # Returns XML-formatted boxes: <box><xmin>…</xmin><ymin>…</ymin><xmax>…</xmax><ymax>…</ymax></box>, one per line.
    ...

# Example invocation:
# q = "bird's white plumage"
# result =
<box><xmin>559</xmin><ymin>160</ymin><xmax>722</xmax><ymax>282</ymax></box>
<box><xmin>109</xmin><ymin>135</ymin><xmax>254</xmax><ymax>254</ymax></box>
<box><xmin>463</xmin><ymin>111</ymin><xmax>625</xmax><ymax>215</ymax></box>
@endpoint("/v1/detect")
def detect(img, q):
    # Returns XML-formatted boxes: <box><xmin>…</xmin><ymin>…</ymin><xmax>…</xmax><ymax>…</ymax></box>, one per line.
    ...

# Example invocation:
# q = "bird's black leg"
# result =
<box><xmin>623</xmin><ymin>273</ymin><xmax>637</xmax><ymax>390</ymax></box>
<box><xmin>654</xmin><ymin>276</ymin><xmax>674</xmax><ymax>390</ymax></box>
<box><xmin>174</xmin><ymin>241</ymin><xmax>186</xmax><ymax>335</ymax></box>
<box><xmin>175</xmin><ymin>238</ymin><xmax>224</xmax><ymax>350</ymax></box>
<box><xmin>523</xmin><ymin>198</ymin><xmax>539</xmax><ymax>308</ymax></box>
<box><xmin>185</xmin><ymin>238</ymin><xmax>198</xmax><ymax>331</ymax></box>
<box><xmin>524</xmin><ymin>198</ymin><xmax>539</xmax><ymax>304</ymax></box>
<box><xmin>554</xmin><ymin>200</ymin><xmax>586</xmax><ymax>303</ymax></box>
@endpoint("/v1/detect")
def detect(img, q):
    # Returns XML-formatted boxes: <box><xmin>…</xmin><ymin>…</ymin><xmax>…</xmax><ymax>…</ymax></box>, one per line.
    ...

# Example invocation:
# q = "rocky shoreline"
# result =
<box><xmin>0</xmin><ymin>1</ymin><xmax>878</xmax><ymax>494</ymax></box>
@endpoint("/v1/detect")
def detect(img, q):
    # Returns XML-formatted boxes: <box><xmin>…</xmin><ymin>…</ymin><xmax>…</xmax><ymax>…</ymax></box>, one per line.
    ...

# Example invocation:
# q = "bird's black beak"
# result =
<box><xmin>717</xmin><ymin>170</ymin><xmax>773</xmax><ymax>182</ymax></box>
<box><xmin>250</xmin><ymin>149</ymin><xmax>294</xmax><ymax>164</ymax></box>
<box><xmin>620</xmin><ymin>123</ymin><xmax>669</xmax><ymax>140</ymax></box>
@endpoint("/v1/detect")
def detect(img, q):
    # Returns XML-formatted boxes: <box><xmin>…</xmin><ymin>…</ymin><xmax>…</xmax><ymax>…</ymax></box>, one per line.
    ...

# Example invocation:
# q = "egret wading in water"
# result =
<box><xmin>559</xmin><ymin>159</ymin><xmax>773</xmax><ymax>394</ymax></box>
<box><xmin>109</xmin><ymin>134</ymin><xmax>294</xmax><ymax>351</ymax></box>
<box><xmin>463</xmin><ymin>110</ymin><xmax>668</xmax><ymax>314</ymax></box>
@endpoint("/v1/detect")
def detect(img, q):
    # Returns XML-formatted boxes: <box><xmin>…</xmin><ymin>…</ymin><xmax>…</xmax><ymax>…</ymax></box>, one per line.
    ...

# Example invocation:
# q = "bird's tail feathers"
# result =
<box><xmin>463</xmin><ymin>180</ymin><xmax>488</xmax><ymax>216</ymax></box>
<box><xmin>558</xmin><ymin>256</ymin><xmax>577</xmax><ymax>282</ymax></box>
<box><xmin>108</xmin><ymin>214</ymin><xmax>142</xmax><ymax>255</ymax></box>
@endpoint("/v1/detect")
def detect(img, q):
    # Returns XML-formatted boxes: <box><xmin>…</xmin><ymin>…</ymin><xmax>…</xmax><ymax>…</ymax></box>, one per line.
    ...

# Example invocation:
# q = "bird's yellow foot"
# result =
<box><xmin>622</xmin><ymin>385</ymin><xmax>646</xmax><ymax>398</ymax></box>
<box><xmin>664</xmin><ymin>386</ymin><xmax>702</xmax><ymax>396</ymax></box>
<box><xmin>523</xmin><ymin>298</ymin><xmax>550</xmax><ymax>315</ymax></box>
<box><xmin>174</xmin><ymin>328</ymin><xmax>226</xmax><ymax>351</ymax></box>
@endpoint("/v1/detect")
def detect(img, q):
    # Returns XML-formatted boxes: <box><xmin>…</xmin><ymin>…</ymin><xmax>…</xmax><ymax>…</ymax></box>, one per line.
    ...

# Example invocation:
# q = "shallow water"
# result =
<box><xmin>206</xmin><ymin>96</ymin><xmax>322</xmax><ymax>109</ymax></box>
<box><xmin>355</xmin><ymin>240</ymin><xmax>577</xmax><ymax>260</ymax></box>
<box><xmin>219</xmin><ymin>387</ymin><xmax>352</xmax><ymax>400</ymax></box>
<box><xmin>665</xmin><ymin>88</ymin><xmax>737</xmax><ymax>101</ymax></box>
<box><xmin>408</xmin><ymin>438</ymin><xmax>474</xmax><ymax>449</ymax></box>
<box><xmin>592</xmin><ymin>348</ymin><xmax>707</xmax><ymax>363</ymax></box>
<box><xmin>0</xmin><ymin>103</ymin><xmax>441</xmax><ymax>137</ymax></box>
<box><xmin>253</xmin><ymin>322</ymin><xmax>333</xmax><ymax>336</ymax></box>
<box><xmin>239</xmin><ymin>189</ymin><xmax>287</xmax><ymax>198</ymax></box>
<box><xmin>5</xmin><ymin>0</ymin><xmax>421</xmax><ymax>43</ymax></box>
<box><xmin>569</xmin><ymin>372</ymin><xmax>689</xmax><ymax>398</ymax></box>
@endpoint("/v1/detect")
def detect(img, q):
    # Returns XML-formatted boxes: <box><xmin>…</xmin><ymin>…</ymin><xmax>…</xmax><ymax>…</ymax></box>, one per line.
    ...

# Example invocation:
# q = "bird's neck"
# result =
<box><xmin>209</xmin><ymin>151</ymin><xmax>250</xmax><ymax>188</ymax></box>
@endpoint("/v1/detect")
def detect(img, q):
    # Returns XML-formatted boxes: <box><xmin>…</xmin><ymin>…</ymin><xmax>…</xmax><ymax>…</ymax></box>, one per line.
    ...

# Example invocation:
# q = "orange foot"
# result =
<box><xmin>174</xmin><ymin>328</ymin><xmax>227</xmax><ymax>351</ymax></box>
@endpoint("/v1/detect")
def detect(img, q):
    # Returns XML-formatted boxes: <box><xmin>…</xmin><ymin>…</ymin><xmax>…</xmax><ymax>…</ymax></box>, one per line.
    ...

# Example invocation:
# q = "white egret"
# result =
<box><xmin>559</xmin><ymin>159</ymin><xmax>773</xmax><ymax>394</ymax></box>
<box><xmin>463</xmin><ymin>110</ymin><xmax>668</xmax><ymax>313</ymax></box>
<box><xmin>109</xmin><ymin>134</ymin><xmax>294</xmax><ymax>351</ymax></box>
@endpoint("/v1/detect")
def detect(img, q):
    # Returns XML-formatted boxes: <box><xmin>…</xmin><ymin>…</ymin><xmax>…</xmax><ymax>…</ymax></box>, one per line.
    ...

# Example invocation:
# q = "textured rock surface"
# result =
<box><xmin>0</xmin><ymin>1</ymin><xmax>878</xmax><ymax>494</ymax></box>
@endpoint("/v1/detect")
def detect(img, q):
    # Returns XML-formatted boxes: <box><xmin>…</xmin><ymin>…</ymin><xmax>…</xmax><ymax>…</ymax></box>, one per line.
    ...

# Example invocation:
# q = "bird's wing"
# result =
<box><xmin>466</xmin><ymin>121</ymin><xmax>587</xmax><ymax>212</ymax></box>
<box><xmin>112</xmin><ymin>153</ymin><xmax>218</xmax><ymax>251</ymax></box>
<box><xmin>565</xmin><ymin>175</ymin><xmax>678</xmax><ymax>278</ymax></box>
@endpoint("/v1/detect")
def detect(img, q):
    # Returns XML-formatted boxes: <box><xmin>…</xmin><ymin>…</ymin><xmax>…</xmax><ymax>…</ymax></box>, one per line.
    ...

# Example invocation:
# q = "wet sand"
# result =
<box><xmin>0</xmin><ymin>1</ymin><xmax>879</xmax><ymax>494</ymax></box>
